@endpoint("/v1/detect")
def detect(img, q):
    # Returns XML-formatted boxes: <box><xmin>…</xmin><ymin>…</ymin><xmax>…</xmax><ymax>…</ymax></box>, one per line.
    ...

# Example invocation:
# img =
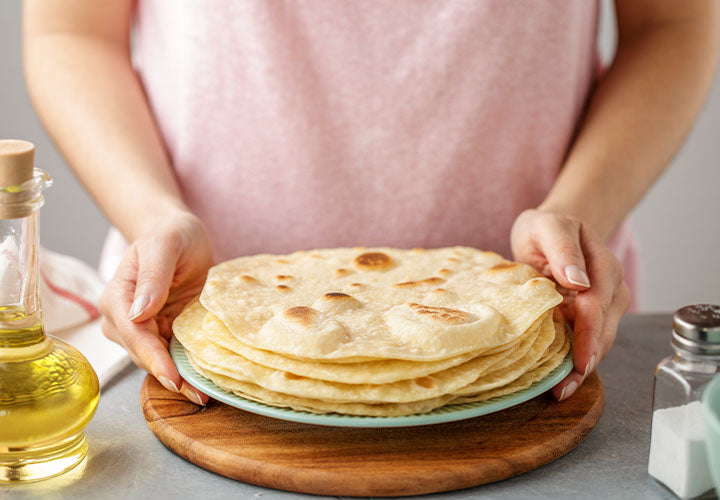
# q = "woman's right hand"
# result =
<box><xmin>98</xmin><ymin>211</ymin><xmax>214</xmax><ymax>404</ymax></box>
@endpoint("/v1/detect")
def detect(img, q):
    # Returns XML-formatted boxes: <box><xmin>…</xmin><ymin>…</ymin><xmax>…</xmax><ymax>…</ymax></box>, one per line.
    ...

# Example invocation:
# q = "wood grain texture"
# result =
<box><xmin>141</xmin><ymin>373</ymin><xmax>604</xmax><ymax>497</ymax></box>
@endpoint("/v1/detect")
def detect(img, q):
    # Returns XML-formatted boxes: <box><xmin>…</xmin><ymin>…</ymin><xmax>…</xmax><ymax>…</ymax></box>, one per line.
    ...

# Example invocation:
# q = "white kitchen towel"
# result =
<box><xmin>40</xmin><ymin>248</ymin><xmax>131</xmax><ymax>387</ymax></box>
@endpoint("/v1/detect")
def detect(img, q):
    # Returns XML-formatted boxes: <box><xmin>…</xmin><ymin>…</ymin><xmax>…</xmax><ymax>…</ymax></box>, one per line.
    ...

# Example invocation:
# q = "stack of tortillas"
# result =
<box><xmin>173</xmin><ymin>247</ymin><xmax>571</xmax><ymax>416</ymax></box>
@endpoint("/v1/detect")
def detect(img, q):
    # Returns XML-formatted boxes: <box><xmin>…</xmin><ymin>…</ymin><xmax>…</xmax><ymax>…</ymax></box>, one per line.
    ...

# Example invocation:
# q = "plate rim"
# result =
<box><xmin>170</xmin><ymin>336</ymin><xmax>573</xmax><ymax>428</ymax></box>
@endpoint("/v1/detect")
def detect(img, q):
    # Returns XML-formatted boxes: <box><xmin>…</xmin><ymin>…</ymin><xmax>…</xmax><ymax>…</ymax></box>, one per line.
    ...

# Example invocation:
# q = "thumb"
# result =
<box><xmin>536</xmin><ymin>218</ymin><xmax>591</xmax><ymax>291</ymax></box>
<box><xmin>128</xmin><ymin>236</ymin><xmax>181</xmax><ymax>322</ymax></box>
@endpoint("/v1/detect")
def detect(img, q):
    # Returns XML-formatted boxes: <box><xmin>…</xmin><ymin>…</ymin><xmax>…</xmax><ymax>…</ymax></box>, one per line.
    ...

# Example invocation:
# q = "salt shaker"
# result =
<box><xmin>648</xmin><ymin>304</ymin><xmax>720</xmax><ymax>499</ymax></box>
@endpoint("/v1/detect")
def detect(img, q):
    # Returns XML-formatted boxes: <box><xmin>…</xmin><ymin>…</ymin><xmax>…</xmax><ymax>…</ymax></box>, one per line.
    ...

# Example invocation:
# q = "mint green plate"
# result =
<box><xmin>170</xmin><ymin>336</ymin><xmax>573</xmax><ymax>428</ymax></box>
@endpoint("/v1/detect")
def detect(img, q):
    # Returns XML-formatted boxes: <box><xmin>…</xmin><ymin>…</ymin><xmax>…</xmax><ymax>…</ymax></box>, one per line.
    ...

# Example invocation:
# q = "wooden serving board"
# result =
<box><xmin>141</xmin><ymin>373</ymin><xmax>604</xmax><ymax>497</ymax></box>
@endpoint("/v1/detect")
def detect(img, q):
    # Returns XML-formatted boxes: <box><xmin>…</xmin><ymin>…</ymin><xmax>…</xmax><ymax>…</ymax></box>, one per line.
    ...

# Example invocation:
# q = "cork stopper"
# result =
<box><xmin>0</xmin><ymin>140</ymin><xmax>35</xmax><ymax>187</ymax></box>
<box><xmin>0</xmin><ymin>140</ymin><xmax>40</xmax><ymax>219</ymax></box>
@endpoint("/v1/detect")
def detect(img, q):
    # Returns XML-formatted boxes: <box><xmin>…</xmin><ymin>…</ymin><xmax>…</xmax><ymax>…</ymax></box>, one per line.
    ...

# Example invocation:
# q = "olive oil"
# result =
<box><xmin>0</xmin><ymin>319</ymin><xmax>99</xmax><ymax>481</ymax></box>
<box><xmin>0</xmin><ymin>140</ymin><xmax>100</xmax><ymax>482</ymax></box>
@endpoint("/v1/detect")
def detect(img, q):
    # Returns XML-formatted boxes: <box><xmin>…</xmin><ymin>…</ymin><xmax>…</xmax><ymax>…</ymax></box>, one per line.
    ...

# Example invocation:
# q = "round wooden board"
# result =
<box><xmin>141</xmin><ymin>373</ymin><xmax>604</xmax><ymax>497</ymax></box>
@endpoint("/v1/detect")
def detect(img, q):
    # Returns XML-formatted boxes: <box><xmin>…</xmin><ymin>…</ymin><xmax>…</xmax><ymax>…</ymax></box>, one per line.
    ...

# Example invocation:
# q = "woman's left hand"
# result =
<box><xmin>510</xmin><ymin>208</ymin><xmax>631</xmax><ymax>400</ymax></box>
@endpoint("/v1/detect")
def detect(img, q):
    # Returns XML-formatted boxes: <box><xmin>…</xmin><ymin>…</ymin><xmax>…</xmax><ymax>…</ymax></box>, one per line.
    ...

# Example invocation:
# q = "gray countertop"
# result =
<box><xmin>2</xmin><ymin>314</ymin><xmax>717</xmax><ymax>499</ymax></box>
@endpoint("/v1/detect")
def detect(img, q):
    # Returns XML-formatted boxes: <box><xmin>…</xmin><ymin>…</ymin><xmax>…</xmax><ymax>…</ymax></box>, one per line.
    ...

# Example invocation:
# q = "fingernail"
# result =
<box><xmin>189</xmin><ymin>391</ymin><xmax>205</xmax><ymax>406</ymax></box>
<box><xmin>565</xmin><ymin>265</ymin><xmax>590</xmax><ymax>288</ymax></box>
<box><xmin>158</xmin><ymin>375</ymin><xmax>179</xmax><ymax>393</ymax></box>
<box><xmin>583</xmin><ymin>354</ymin><xmax>597</xmax><ymax>377</ymax></box>
<box><xmin>560</xmin><ymin>381</ymin><xmax>578</xmax><ymax>401</ymax></box>
<box><xmin>128</xmin><ymin>295</ymin><xmax>150</xmax><ymax>320</ymax></box>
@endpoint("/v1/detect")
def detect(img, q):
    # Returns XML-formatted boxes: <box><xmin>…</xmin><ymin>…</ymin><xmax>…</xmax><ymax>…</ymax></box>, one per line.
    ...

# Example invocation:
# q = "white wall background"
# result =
<box><xmin>1</xmin><ymin>2</ymin><xmax>718</xmax><ymax>312</ymax></box>
<box><xmin>0</xmin><ymin>2</ymin><xmax>108</xmax><ymax>266</ymax></box>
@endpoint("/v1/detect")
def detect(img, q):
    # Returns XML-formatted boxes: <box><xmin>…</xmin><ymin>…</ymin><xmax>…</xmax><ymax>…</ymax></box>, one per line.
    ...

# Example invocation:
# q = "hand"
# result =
<box><xmin>99</xmin><ymin>211</ymin><xmax>214</xmax><ymax>405</ymax></box>
<box><xmin>510</xmin><ymin>209</ymin><xmax>631</xmax><ymax>400</ymax></box>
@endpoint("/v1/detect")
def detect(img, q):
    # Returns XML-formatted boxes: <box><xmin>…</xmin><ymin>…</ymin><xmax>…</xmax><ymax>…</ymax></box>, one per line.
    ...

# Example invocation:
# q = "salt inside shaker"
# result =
<box><xmin>648</xmin><ymin>304</ymin><xmax>720</xmax><ymax>498</ymax></box>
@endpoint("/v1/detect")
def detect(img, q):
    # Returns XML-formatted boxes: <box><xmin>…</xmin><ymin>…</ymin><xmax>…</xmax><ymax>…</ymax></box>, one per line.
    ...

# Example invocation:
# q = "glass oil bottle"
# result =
<box><xmin>0</xmin><ymin>140</ymin><xmax>100</xmax><ymax>482</ymax></box>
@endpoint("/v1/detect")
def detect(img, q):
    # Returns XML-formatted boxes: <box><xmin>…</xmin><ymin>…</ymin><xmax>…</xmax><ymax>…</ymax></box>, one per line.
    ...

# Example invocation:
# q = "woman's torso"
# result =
<box><xmin>126</xmin><ymin>0</ymin><xmax>599</xmax><ymax>263</ymax></box>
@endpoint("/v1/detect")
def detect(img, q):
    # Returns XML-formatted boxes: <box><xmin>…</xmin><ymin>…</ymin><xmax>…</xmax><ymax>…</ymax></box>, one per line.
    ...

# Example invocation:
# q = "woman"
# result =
<box><xmin>23</xmin><ymin>1</ymin><xmax>719</xmax><ymax>405</ymax></box>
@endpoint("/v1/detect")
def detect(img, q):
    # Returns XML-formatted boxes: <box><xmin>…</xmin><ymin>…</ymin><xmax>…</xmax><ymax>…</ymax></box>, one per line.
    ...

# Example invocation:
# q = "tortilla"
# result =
<box><xmin>199</xmin><ymin>247</ymin><xmax>562</xmax><ymax>361</ymax></box>
<box><xmin>172</xmin><ymin>246</ymin><xmax>571</xmax><ymax>416</ymax></box>
<box><xmin>174</xmin><ymin>300</ymin><xmax>552</xmax><ymax>403</ymax></box>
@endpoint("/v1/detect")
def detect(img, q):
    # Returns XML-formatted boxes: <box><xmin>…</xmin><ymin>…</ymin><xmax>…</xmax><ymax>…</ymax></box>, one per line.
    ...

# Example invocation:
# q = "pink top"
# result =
<box><xmin>101</xmin><ymin>0</ymin><xmax>639</xmax><ymax>305</ymax></box>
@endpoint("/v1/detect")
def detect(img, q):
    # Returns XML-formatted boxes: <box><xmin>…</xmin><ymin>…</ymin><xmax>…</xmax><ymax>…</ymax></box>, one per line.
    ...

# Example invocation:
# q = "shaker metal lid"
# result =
<box><xmin>673</xmin><ymin>304</ymin><xmax>720</xmax><ymax>344</ymax></box>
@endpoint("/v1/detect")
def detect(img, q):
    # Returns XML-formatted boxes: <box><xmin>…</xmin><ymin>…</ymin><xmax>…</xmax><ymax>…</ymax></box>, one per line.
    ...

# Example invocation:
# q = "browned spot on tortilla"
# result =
<box><xmin>489</xmin><ymin>262</ymin><xmax>520</xmax><ymax>272</ymax></box>
<box><xmin>407</xmin><ymin>303</ymin><xmax>473</xmax><ymax>325</ymax></box>
<box><xmin>275</xmin><ymin>259</ymin><xmax>290</xmax><ymax>264</ymax></box>
<box><xmin>310</xmin><ymin>254</ymin><xmax>323</xmax><ymax>259</ymax></box>
<box><xmin>321</xmin><ymin>292</ymin><xmax>360</xmax><ymax>309</ymax></box>
<box><xmin>240</xmin><ymin>274</ymin><xmax>257</xmax><ymax>283</ymax></box>
<box><xmin>393</xmin><ymin>277</ymin><xmax>446</xmax><ymax>288</ymax></box>
<box><xmin>275</xmin><ymin>275</ymin><xmax>293</xmax><ymax>281</ymax></box>
<box><xmin>485</xmin><ymin>262</ymin><xmax>542</xmax><ymax>282</ymax></box>
<box><xmin>335</xmin><ymin>268</ymin><xmax>350</xmax><ymax>276</ymax></box>
<box><xmin>436</xmin><ymin>268</ymin><xmax>452</xmax><ymax>276</ymax></box>
<box><xmin>433</xmin><ymin>288</ymin><xmax>447</xmax><ymax>294</ymax></box>
<box><xmin>349</xmin><ymin>283</ymin><xmax>364</xmax><ymax>288</ymax></box>
<box><xmin>445</xmin><ymin>257</ymin><xmax>460</xmax><ymax>263</ymax></box>
<box><xmin>411</xmin><ymin>247</ymin><xmax>426</xmax><ymax>253</ymax></box>
<box><xmin>275</xmin><ymin>285</ymin><xmax>291</xmax><ymax>292</ymax></box>
<box><xmin>415</xmin><ymin>377</ymin><xmax>435</xmax><ymax>388</ymax></box>
<box><xmin>283</xmin><ymin>372</ymin><xmax>303</xmax><ymax>380</ymax></box>
<box><xmin>393</xmin><ymin>281</ymin><xmax>417</xmax><ymax>288</ymax></box>
<box><xmin>354</xmin><ymin>252</ymin><xmax>393</xmax><ymax>271</ymax></box>
<box><xmin>283</xmin><ymin>306</ymin><xmax>319</xmax><ymax>326</ymax></box>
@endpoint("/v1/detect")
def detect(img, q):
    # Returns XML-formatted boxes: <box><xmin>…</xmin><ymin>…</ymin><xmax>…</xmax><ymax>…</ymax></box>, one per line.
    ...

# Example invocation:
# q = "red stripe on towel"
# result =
<box><xmin>40</xmin><ymin>270</ymin><xmax>100</xmax><ymax>320</ymax></box>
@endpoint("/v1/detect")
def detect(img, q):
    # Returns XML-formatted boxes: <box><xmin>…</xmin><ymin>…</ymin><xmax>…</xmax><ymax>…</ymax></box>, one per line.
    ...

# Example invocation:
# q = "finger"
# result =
<box><xmin>180</xmin><ymin>380</ymin><xmax>210</xmax><ymax>406</ymax></box>
<box><xmin>534</xmin><ymin>217</ymin><xmax>590</xmax><ymax>291</ymax></box>
<box><xmin>553</xmin><ymin>283</ymin><xmax>627</xmax><ymax>402</ymax></box>
<box><xmin>101</xmin><ymin>315</ymin><xmax>146</xmax><ymax>369</ymax></box>
<box><xmin>109</xmin><ymin>294</ymin><xmax>227</xmax><ymax>406</ymax></box>
<box><xmin>552</xmin><ymin>370</ymin><xmax>584</xmax><ymax>401</ymax></box>
<box><xmin>571</xmin><ymin>272</ymin><xmax>612</xmax><ymax>378</ymax></box>
<box><xmin>99</xmin><ymin>250</ymin><xmax>138</xmax><ymax>321</ymax></box>
<box><xmin>100</xmin><ymin>315</ymin><xmax>122</xmax><ymax>345</ymax></box>
<box><xmin>100</xmin><ymin>247</ymin><xmax>185</xmax><ymax>394</ymax></box>
<box><xmin>100</xmin><ymin>249</ymin><xmax>144</xmax><ymax>334</ymax></box>
<box><xmin>572</xmin><ymin>297</ymin><xmax>603</xmax><ymax>379</ymax></box>
<box><xmin>111</xmin><ymin>310</ymin><xmax>182</xmax><ymax>393</ymax></box>
<box><xmin>553</xmin><ymin>246</ymin><xmax>623</xmax><ymax>403</ymax></box>
<box><xmin>565</xmin><ymin>248</ymin><xmax>619</xmax><ymax>388</ymax></box>
<box><xmin>128</xmin><ymin>235</ymin><xmax>182</xmax><ymax>322</ymax></box>
<box><xmin>596</xmin><ymin>280</ymin><xmax>631</xmax><ymax>362</ymax></box>
<box><xmin>109</xmin><ymin>313</ymin><xmax>182</xmax><ymax>395</ymax></box>
<box><xmin>101</xmin><ymin>268</ymin><xmax>167</xmax><ymax>359</ymax></box>
<box><xmin>558</xmin><ymin>291</ymin><xmax>578</xmax><ymax>324</ymax></box>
